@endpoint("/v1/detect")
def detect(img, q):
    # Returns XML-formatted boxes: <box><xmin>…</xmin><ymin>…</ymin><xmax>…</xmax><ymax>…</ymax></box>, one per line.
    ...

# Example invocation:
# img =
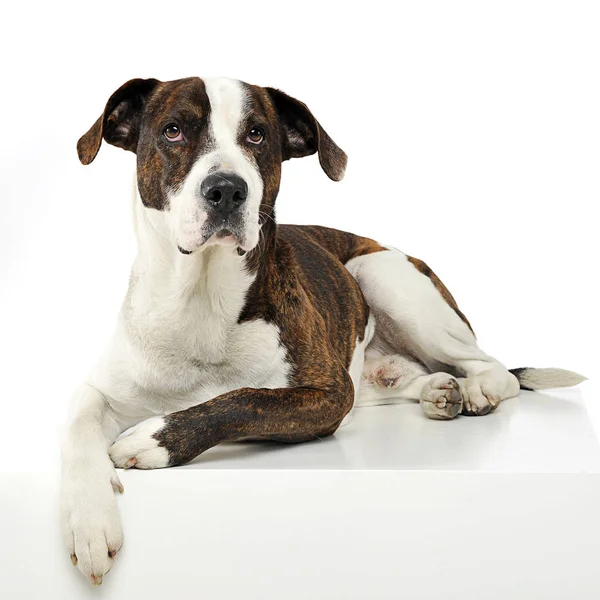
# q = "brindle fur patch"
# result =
<box><xmin>293</xmin><ymin>225</ymin><xmax>388</xmax><ymax>262</ymax></box>
<box><xmin>136</xmin><ymin>78</ymin><xmax>213</xmax><ymax>210</ymax></box>
<box><xmin>77</xmin><ymin>78</ymin><xmax>161</xmax><ymax>165</ymax></box>
<box><xmin>78</xmin><ymin>77</ymin><xmax>214</xmax><ymax>210</ymax></box>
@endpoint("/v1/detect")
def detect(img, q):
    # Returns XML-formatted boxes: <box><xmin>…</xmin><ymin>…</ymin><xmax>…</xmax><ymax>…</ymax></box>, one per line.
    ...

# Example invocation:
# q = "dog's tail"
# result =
<box><xmin>509</xmin><ymin>367</ymin><xmax>587</xmax><ymax>391</ymax></box>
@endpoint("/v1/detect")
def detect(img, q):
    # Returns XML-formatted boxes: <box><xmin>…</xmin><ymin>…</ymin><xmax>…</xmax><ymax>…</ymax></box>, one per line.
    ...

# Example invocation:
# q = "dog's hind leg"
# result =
<box><xmin>347</xmin><ymin>248</ymin><xmax>520</xmax><ymax>417</ymax></box>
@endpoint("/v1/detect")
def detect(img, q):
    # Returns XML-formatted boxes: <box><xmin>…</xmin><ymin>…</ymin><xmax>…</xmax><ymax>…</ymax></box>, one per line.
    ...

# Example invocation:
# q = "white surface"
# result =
<box><xmin>1</xmin><ymin>390</ymin><xmax>599</xmax><ymax>598</ymax></box>
<box><xmin>3</xmin><ymin>473</ymin><xmax>600</xmax><ymax>599</ymax></box>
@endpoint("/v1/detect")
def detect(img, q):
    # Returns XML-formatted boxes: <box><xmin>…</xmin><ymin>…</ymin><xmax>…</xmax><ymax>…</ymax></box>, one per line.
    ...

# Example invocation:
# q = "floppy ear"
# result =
<box><xmin>266</xmin><ymin>87</ymin><xmax>347</xmax><ymax>181</ymax></box>
<box><xmin>77</xmin><ymin>78</ymin><xmax>160</xmax><ymax>165</ymax></box>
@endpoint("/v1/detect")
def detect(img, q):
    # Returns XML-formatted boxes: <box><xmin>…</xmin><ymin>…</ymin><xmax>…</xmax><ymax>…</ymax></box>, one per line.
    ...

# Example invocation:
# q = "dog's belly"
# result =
<box><xmin>91</xmin><ymin>317</ymin><xmax>292</xmax><ymax>419</ymax></box>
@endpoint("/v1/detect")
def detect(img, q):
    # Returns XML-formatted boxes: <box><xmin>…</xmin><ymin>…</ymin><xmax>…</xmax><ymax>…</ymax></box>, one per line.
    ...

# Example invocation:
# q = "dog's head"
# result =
<box><xmin>78</xmin><ymin>77</ymin><xmax>347</xmax><ymax>254</ymax></box>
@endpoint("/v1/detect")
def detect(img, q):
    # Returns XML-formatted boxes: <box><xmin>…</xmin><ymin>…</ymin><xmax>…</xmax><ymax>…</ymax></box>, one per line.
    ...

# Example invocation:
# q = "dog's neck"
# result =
<box><xmin>130</xmin><ymin>189</ymin><xmax>257</xmax><ymax>316</ymax></box>
<box><xmin>121</xmin><ymin>189</ymin><xmax>264</xmax><ymax>370</ymax></box>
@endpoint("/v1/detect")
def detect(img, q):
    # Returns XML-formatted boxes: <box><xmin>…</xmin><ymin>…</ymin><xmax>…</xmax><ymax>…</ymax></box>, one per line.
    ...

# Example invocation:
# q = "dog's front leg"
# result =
<box><xmin>110</xmin><ymin>382</ymin><xmax>352</xmax><ymax>468</ymax></box>
<box><xmin>61</xmin><ymin>383</ymin><xmax>135</xmax><ymax>585</ymax></box>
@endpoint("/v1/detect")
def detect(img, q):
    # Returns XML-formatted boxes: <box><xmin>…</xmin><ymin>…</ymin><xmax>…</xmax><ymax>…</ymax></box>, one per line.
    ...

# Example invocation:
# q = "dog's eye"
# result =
<box><xmin>163</xmin><ymin>124</ymin><xmax>183</xmax><ymax>142</ymax></box>
<box><xmin>246</xmin><ymin>127</ymin><xmax>265</xmax><ymax>145</ymax></box>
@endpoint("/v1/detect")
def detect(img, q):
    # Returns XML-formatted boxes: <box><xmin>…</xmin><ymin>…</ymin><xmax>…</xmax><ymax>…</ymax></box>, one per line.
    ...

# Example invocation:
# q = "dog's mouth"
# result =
<box><xmin>215</xmin><ymin>228</ymin><xmax>237</xmax><ymax>241</ymax></box>
<box><xmin>177</xmin><ymin>225</ymin><xmax>246</xmax><ymax>255</ymax></box>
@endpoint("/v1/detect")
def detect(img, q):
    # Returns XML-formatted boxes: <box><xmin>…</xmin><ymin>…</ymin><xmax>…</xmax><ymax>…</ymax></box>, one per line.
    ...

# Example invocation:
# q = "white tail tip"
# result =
<box><xmin>510</xmin><ymin>367</ymin><xmax>587</xmax><ymax>390</ymax></box>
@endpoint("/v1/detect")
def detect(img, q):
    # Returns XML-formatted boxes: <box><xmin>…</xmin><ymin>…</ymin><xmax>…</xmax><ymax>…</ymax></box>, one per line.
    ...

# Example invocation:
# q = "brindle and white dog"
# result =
<box><xmin>62</xmin><ymin>77</ymin><xmax>585</xmax><ymax>584</ymax></box>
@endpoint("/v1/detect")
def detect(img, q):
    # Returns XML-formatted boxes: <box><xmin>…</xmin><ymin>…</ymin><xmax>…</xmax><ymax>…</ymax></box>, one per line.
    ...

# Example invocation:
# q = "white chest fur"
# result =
<box><xmin>89</xmin><ymin>200</ymin><xmax>291</xmax><ymax>420</ymax></box>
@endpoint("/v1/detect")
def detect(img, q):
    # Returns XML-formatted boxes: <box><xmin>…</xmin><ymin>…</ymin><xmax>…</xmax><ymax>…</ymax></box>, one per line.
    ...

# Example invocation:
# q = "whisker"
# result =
<box><xmin>258</xmin><ymin>210</ymin><xmax>276</xmax><ymax>226</ymax></box>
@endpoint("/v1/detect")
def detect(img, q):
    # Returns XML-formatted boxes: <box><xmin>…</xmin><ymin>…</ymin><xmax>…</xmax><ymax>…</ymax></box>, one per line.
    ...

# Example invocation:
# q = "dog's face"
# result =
<box><xmin>77</xmin><ymin>77</ymin><xmax>347</xmax><ymax>254</ymax></box>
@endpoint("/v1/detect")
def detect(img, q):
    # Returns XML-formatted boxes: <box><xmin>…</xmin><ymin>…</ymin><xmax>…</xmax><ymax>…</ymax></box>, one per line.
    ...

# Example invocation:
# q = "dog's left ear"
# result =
<box><xmin>77</xmin><ymin>78</ymin><xmax>161</xmax><ymax>165</ymax></box>
<box><xmin>266</xmin><ymin>88</ymin><xmax>347</xmax><ymax>181</ymax></box>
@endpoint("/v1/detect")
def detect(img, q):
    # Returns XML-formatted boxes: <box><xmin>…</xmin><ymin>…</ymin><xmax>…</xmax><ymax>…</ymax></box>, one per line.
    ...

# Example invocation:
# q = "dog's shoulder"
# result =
<box><xmin>238</xmin><ymin>225</ymin><xmax>380</xmax><ymax>383</ymax></box>
<box><xmin>280</xmin><ymin>224</ymin><xmax>386</xmax><ymax>265</ymax></box>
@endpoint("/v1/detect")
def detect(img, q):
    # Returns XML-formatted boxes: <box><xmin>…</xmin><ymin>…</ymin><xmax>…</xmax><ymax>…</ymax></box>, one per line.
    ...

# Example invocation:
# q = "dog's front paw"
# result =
<box><xmin>62</xmin><ymin>463</ymin><xmax>124</xmax><ymax>585</ymax></box>
<box><xmin>110</xmin><ymin>416</ymin><xmax>170</xmax><ymax>469</ymax></box>
<box><xmin>420</xmin><ymin>374</ymin><xmax>463</xmax><ymax>420</ymax></box>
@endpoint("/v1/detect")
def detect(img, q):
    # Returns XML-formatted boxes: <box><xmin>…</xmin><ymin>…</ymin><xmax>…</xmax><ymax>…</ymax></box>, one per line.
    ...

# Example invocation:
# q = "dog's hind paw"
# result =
<box><xmin>459</xmin><ymin>368</ymin><xmax>519</xmax><ymax>416</ymax></box>
<box><xmin>420</xmin><ymin>374</ymin><xmax>463</xmax><ymax>420</ymax></box>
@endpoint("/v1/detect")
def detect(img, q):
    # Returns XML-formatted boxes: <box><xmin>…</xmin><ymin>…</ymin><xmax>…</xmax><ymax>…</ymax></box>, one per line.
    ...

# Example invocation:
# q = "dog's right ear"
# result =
<box><xmin>77</xmin><ymin>78</ymin><xmax>160</xmax><ymax>165</ymax></box>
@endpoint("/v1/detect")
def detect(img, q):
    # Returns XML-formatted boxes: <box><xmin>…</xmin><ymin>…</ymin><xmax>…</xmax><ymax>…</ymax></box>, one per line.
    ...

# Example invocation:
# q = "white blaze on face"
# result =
<box><xmin>164</xmin><ymin>78</ymin><xmax>264</xmax><ymax>253</ymax></box>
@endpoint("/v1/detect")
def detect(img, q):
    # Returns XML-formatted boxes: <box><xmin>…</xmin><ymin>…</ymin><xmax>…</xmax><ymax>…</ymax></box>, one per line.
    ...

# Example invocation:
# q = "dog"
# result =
<box><xmin>62</xmin><ymin>76</ymin><xmax>586</xmax><ymax>585</ymax></box>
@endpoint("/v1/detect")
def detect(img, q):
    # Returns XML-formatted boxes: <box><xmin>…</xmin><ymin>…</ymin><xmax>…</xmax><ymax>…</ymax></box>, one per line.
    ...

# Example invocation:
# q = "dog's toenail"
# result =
<box><xmin>111</xmin><ymin>476</ymin><xmax>124</xmax><ymax>493</ymax></box>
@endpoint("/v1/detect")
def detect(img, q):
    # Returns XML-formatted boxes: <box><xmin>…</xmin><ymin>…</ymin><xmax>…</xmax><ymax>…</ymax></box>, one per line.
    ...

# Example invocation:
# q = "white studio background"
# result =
<box><xmin>0</xmin><ymin>0</ymin><xmax>598</xmax><ymax>470</ymax></box>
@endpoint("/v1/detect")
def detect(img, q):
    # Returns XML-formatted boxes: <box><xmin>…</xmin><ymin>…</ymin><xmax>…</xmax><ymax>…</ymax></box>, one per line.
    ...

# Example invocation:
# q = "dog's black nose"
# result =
<box><xmin>200</xmin><ymin>172</ymin><xmax>248</xmax><ymax>216</ymax></box>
